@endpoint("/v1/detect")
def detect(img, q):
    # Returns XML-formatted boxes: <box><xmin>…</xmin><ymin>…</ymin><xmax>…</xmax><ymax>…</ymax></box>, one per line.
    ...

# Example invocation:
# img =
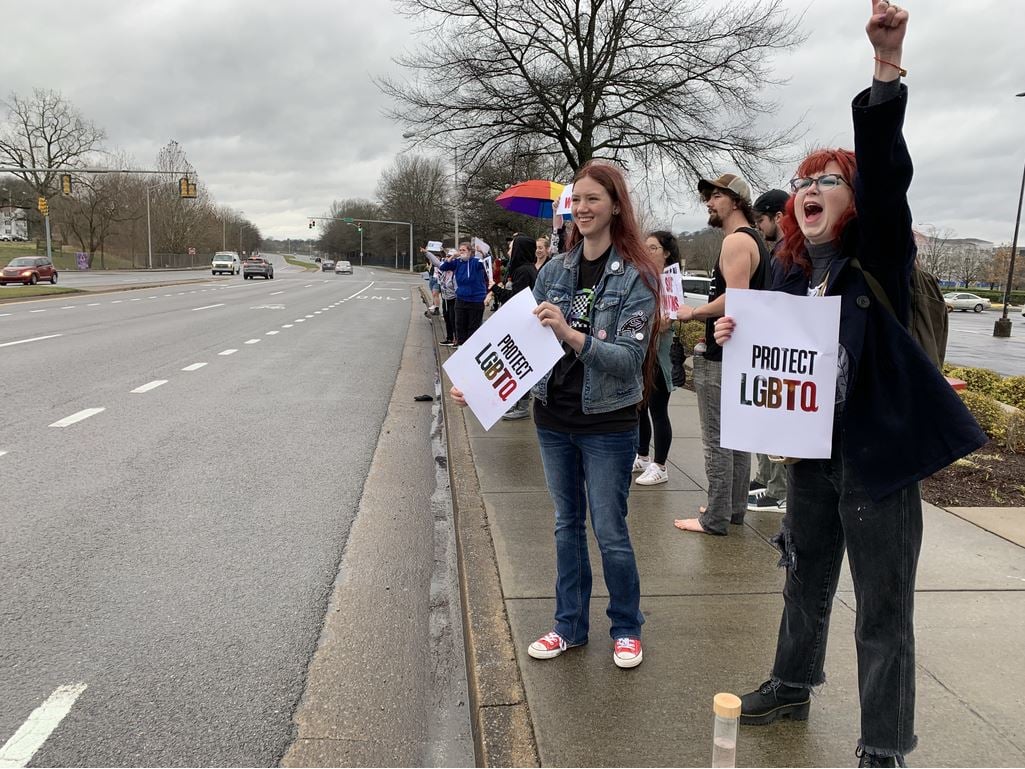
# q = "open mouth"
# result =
<box><xmin>803</xmin><ymin>201</ymin><xmax>823</xmax><ymax>225</ymax></box>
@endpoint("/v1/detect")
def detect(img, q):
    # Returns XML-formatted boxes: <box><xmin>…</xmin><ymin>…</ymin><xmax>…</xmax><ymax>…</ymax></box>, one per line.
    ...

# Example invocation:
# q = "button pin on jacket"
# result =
<box><xmin>635</xmin><ymin>332</ymin><xmax>645</xmax><ymax>341</ymax></box>
<box><xmin>856</xmin><ymin>295</ymin><xmax>871</xmax><ymax>309</ymax></box>
<box><xmin>611</xmin><ymin>261</ymin><xmax>620</xmax><ymax>270</ymax></box>
<box><xmin>597</xmin><ymin>329</ymin><xmax>607</xmax><ymax>340</ymax></box>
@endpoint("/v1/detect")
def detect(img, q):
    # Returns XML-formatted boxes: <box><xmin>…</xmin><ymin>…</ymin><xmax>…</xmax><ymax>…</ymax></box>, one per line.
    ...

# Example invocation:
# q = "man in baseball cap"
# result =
<box><xmin>697</xmin><ymin>173</ymin><xmax>752</xmax><ymax>206</ymax></box>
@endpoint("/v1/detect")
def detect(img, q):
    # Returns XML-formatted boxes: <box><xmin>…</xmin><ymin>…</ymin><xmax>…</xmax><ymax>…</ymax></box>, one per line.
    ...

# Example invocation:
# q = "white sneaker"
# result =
<box><xmin>636</xmin><ymin>463</ymin><xmax>668</xmax><ymax>485</ymax></box>
<box><xmin>632</xmin><ymin>454</ymin><xmax>650</xmax><ymax>473</ymax></box>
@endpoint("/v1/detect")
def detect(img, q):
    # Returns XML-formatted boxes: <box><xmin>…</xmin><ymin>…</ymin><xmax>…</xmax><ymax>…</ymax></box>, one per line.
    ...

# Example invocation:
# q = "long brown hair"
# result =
<box><xmin>778</xmin><ymin>148</ymin><xmax>857</xmax><ymax>276</ymax></box>
<box><xmin>572</xmin><ymin>161</ymin><xmax>663</xmax><ymax>403</ymax></box>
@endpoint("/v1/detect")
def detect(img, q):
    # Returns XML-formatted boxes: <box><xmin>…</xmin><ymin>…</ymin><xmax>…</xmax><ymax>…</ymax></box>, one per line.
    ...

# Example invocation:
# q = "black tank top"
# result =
<box><xmin>703</xmin><ymin>226</ymin><xmax>770</xmax><ymax>362</ymax></box>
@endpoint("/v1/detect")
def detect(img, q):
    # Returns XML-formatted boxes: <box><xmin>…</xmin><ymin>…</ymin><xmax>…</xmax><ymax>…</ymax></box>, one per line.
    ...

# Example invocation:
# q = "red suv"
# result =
<box><xmin>1</xmin><ymin>256</ymin><xmax>58</xmax><ymax>286</ymax></box>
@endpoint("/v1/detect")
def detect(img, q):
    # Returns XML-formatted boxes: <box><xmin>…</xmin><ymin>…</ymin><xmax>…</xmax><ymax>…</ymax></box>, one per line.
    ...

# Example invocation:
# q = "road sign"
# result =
<box><xmin>188</xmin><ymin>247</ymin><xmax>196</xmax><ymax>256</ymax></box>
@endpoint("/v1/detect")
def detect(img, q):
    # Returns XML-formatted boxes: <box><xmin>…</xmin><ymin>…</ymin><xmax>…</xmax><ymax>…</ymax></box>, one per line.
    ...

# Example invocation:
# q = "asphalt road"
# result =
<box><xmin>0</xmin><ymin>256</ymin><xmax>464</xmax><ymax>765</ymax></box>
<box><xmin>945</xmin><ymin>307</ymin><xmax>1025</xmax><ymax>376</ymax></box>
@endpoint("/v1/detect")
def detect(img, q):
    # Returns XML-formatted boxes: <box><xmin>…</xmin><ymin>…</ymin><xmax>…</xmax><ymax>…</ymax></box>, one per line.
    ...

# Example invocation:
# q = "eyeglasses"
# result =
<box><xmin>789</xmin><ymin>174</ymin><xmax>848</xmax><ymax>193</ymax></box>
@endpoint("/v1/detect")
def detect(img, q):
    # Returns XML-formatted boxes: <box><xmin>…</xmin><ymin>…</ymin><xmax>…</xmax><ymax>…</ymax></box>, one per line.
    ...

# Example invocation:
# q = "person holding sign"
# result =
<box><xmin>712</xmin><ymin>4</ymin><xmax>986</xmax><ymax>764</ymax></box>
<box><xmin>450</xmin><ymin>161</ymin><xmax>660</xmax><ymax>669</ymax></box>
<box><xmin>425</xmin><ymin>241</ymin><xmax>490</xmax><ymax>346</ymax></box>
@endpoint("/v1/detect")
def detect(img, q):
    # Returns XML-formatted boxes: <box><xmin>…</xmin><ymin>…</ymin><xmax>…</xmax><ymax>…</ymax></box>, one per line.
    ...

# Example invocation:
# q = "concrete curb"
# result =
<box><xmin>419</xmin><ymin>288</ymin><xmax>540</xmax><ymax>768</ymax></box>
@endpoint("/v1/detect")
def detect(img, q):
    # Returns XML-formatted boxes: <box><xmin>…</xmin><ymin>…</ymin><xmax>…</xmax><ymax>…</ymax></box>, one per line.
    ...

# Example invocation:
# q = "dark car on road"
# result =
<box><xmin>322</xmin><ymin>260</ymin><xmax>335</xmax><ymax>272</ymax></box>
<box><xmin>1</xmin><ymin>256</ymin><xmax>58</xmax><ymax>286</ymax></box>
<box><xmin>243</xmin><ymin>256</ymin><xmax>274</xmax><ymax>280</ymax></box>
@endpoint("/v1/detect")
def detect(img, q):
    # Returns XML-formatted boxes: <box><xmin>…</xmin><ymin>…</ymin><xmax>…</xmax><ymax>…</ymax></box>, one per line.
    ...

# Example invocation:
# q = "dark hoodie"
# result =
<box><xmin>491</xmin><ymin>235</ymin><xmax>538</xmax><ymax>303</ymax></box>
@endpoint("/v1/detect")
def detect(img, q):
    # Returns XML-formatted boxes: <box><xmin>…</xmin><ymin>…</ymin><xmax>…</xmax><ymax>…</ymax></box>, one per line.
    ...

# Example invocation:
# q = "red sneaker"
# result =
<box><xmin>528</xmin><ymin>631</ymin><xmax>567</xmax><ymax>660</ymax></box>
<box><xmin>613</xmin><ymin>637</ymin><xmax>643</xmax><ymax>668</ymax></box>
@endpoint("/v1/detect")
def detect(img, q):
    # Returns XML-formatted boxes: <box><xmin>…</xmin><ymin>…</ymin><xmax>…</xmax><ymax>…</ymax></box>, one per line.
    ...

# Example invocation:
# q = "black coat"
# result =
<box><xmin>774</xmin><ymin>85</ymin><xmax>986</xmax><ymax>501</ymax></box>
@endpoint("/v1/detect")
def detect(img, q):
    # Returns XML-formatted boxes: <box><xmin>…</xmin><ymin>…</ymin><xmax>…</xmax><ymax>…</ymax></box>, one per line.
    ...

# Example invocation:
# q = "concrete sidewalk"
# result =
<box><xmin>436</xmin><ymin>331</ymin><xmax>1025</xmax><ymax>767</ymax></box>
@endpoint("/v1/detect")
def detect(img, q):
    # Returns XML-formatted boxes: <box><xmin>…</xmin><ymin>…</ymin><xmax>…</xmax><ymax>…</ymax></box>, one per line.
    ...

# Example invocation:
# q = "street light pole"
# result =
<box><xmin>146</xmin><ymin>185</ymin><xmax>153</xmax><ymax>269</ymax></box>
<box><xmin>994</xmin><ymin>91</ymin><xmax>1025</xmax><ymax>339</ymax></box>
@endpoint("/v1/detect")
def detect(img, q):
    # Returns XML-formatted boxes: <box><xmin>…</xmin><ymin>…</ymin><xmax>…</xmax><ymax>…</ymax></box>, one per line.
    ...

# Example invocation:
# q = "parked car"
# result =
<box><xmin>943</xmin><ymin>292</ymin><xmax>988</xmax><ymax>313</ymax></box>
<box><xmin>334</xmin><ymin>260</ymin><xmax>352</xmax><ymax>275</ymax></box>
<box><xmin>243</xmin><ymin>256</ymin><xmax>274</xmax><ymax>280</ymax></box>
<box><xmin>322</xmin><ymin>260</ymin><xmax>335</xmax><ymax>271</ymax></box>
<box><xmin>1</xmin><ymin>256</ymin><xmax>58</xmax><ymax>286</ymax></box>
<box><xmin>211</xmin><ymin>251</ymin><xmax>241</xmax><ymax>275</ymax></box>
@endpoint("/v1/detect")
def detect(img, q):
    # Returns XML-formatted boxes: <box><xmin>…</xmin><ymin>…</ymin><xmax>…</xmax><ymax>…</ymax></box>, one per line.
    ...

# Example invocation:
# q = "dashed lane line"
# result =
<box><xmin>265</xmin><ymin>330</ymin><xmax>279</xmax><ymax>335</ymax></box>
<box><xmin>130</xmin><ymin>380</ymin><xmax>168</xmax><ymax>394</ymax></box>
<box><xmin>244</xmin><ymin>339</ymin><xmax>261</xmax><ymax>345</ymax></box>
<box><xmin>270</xmin><ymin>291</ymin><xmax>284</xmax><ymax>295</ymax></box>
<box><xmin>182</xmin><ymin>362</ymin><xmax>207</xmax><ymax>371</ymax></box>
<box><xmin>29</xmin><ymin>309</ymin><xmax>46</xmax><ymax>313</ymax></box>
<box><xmin>0</xmin><ymin>334</ymin><xmax>63</xmax><ymax>349</ymax></box>
<box><xmin>219</xmin><ymin>349</ymin><xmax>238</xmax><ymax>356</ymax></box>
<box><xmin>0</xmin><ymin>682</ymin><xmax>88</xmax><ymax>768</ymax></box>
<box><xmin>49</xmin><ymin>408</ymin><xmax>105</xmax><ymax>428</ymax></box>
<box><xmin>191</xmin><ymin>303</ymin><xmax>226</xmax><ymax>312</ymax></box>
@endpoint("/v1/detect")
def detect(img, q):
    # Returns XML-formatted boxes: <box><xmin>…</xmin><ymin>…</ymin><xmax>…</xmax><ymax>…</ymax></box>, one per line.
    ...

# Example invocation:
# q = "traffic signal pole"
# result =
<box><xmin>306</xmin><ymin>215</ymin><xmax>414</xmax><ymax>271</ymax></box>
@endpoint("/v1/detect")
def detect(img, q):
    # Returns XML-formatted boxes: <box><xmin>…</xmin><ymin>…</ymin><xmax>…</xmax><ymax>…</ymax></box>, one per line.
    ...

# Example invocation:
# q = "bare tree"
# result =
<box><xmin>915</xmin><ymin>225</ymin><xmax>956</xmax><ymax>279</ymax></box>
<box><xmin>677</xmin><ymin>228</ymin><xmax>724</xmax><ymax>274</ymax></box>
<box><xmin>381</xmin><ymin>0</ymin><xmax>803</xmax><ymax>191</ymax></box>
<box><xmin>950</xmin><ymin>243</ymin><xmax>987</xmax><ymax>288</ymax></box>
<box><xmin>377</xmin><ymin>154</ymin><xmax>453</xmax><ymax>248</ymax></box>
<box><xmin>0</xmin><ymin>89</ymin><xmax>105</xmax><ymax>196</ymax></box>
<box><xmin>150</xmin><ymin>140</ymin><xmax>209</xmax><ymax>254</ymax></box>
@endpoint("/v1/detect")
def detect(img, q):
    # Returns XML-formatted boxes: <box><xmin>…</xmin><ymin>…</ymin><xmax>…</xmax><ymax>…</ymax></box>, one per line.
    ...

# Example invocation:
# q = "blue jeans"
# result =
<box><xmin>770</xmin><ymin>437</ymin><xmax>922</xmax><ymax>757</ymax></box>
<box><xmin>536</xmin><ymin>426</ymin><xmax>644</xmax><ymax>644</ymax></box>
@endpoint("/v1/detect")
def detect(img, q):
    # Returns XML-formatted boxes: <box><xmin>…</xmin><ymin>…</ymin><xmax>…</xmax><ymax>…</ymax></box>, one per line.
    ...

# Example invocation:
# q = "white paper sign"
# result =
<box><xmin>426</xmin><ymin>240</ymin><xmax>443</xmax><ymax>252</ymax></box>
<box><xmin>720</xmin><ymin>288</ymin><xmax>841</xmax><ymax>459</ymax></box>
<box><xmin>661</xmin><ymin>263</ymin><xmax>684</xmax><ymax>320</ymax></box>
<box><xmin>443</xmin><ymin>290</ymin><xmax>564</xmax><ymax>430</ymax></box>
<box><xmin>555</xmin><ymin>183</ymin><xmax>573</xmax><ymax>216</ymax></box>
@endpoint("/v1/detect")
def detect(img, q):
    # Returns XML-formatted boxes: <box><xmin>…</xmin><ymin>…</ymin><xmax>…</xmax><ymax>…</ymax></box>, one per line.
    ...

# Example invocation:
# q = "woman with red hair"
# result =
<box><xmin>714</xmin><ymin>3</ymin><xmax>985</xmax><ymax>765</ymax></box>
<box><xmin>452</xmin><ymin>160</ymin><xmax>661</xmax><ymax>668</ymax></box>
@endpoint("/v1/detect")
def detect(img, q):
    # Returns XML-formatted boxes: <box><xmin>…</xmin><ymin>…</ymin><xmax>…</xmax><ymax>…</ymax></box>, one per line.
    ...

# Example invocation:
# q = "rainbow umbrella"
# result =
<box><xmin>495</xmin><ymin>179</ymin><xmax>564</xmax><ymax>219</ymax></box>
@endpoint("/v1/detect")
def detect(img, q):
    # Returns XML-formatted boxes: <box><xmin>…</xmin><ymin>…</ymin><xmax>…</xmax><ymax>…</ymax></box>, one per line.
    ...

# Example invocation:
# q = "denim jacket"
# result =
<box><xmin>532</xmin><ymin>243</ymin><xmax>656</xmax><ymax>413</ymax></box>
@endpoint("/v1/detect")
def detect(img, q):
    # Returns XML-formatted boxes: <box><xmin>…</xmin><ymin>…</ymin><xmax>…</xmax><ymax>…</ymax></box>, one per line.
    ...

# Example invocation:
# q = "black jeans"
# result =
<box><xmin>637</xmin><ymin>374</ymin><xmax>671</xmax><ymax>464</ymax></box>
<box><xmin>442</xmin><ymin>297</ymin><xmax>456</xmax><ymax>342</ymax></box>
<box><xmin>454</xmin><ymin>299</ymin><xmax>484</xmax><ymax>345</ymax></box>
<box><xmin>770</xmin><ymin>436</ymin><xmax>922</xmax><ymax>757</ymax></box>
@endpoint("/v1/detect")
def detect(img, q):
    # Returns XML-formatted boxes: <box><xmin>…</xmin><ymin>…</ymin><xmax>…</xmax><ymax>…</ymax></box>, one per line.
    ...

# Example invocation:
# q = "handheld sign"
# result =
<box><xmin>661</xmin><ymin>263</ymin><xmax>684</xmax><ymax>320</ymax></box>
<box><xmin>426</xmin><ymin>240</ymin><xmax>443</xmax><ymax>252</ymax></box>
<box><xmin>443</xmin><ymin>289</ymin><xmax>564</xmax><ymax>430</ymax></box>
<box><xmin>555</xmin><ymin>183</ymin><xmax>573</xmax><ymax>216</ymax></box>
<box><xmin>720</xmin><ymin>288</ymin><xmax>841</xmax><ymax>459</ymax></box>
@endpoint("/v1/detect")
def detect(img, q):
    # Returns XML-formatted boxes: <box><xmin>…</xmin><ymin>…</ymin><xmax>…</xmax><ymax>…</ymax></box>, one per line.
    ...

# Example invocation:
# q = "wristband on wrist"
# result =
<box><xmin>874</xmin><ymin>56</ymin><xmax>907</xmax><ymax>77</ymax></box>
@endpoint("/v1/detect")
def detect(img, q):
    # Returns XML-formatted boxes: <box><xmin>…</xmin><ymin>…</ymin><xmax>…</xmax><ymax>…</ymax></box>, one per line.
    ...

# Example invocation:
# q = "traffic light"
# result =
<box><xmin>61</xmin><ymin>174</ymin><xmax>73</xmax><ymax>195</ymax></box>
<box><xmin>309</xmin><ymin>220</ymin><xmax>316</xmax><ymax>229</ymax></box>
<box><xmin>37</xmin><ymin>197</ymin><xmax>48</xmax><ymax>216</ymax></box>
<box><xmin>178</xmin><ymin>177</ymin><xmax>197</xmax><ymax>198</ymax></box>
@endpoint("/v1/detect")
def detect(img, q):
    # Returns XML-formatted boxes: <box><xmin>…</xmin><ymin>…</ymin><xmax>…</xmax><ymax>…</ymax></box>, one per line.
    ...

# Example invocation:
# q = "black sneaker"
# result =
<box><xmin>740</xmin><ymin>679</ymin><xmax>811</xmax><ymax>725</ymax></box>
<box><xmin>748</xmin><ymin>492</ymin><xmax>783</xmax><ymax>512</ymax></box>
<box><xmin>749</xmin><ymin>479</ymin><xmax>766</xmax><ymax>492</ymax></box>
<box><xmin>856</xmin><ymin>747</ymin><xmax>906</xmax><ymax>767</ymax></box>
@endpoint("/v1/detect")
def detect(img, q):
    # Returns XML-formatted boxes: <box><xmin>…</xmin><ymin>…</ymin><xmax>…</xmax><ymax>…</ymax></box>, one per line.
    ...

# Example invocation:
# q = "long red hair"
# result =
<box><xmin>778</xmin><ymin>148</ymin><xmax>858</xmax><ymax>276</ymax></box>
<box><xmin>571</xmin><ymin>161</ymin><xmax>663</xmax><ymax>403</ymax></box>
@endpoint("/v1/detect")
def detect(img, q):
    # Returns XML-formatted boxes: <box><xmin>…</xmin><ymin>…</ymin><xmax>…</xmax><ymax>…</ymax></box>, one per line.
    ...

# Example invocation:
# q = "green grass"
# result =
<box><xmin>0</xmin><ymin>285</ymin><xmax>85</xmax><ymax>299</ymax></box>
<box><xmin>283</xmin><ymin>255</ymin><xmax>316</xmax><ymax>270</ymax></box>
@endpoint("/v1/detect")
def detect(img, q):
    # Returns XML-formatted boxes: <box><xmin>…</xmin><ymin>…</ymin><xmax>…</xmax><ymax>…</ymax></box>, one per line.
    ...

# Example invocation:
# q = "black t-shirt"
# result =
<box><xmin>534</xmin><ymin>247</ymin><xmax>639</xmax><ymax>434</ymax></box>
<box><xmin>703</xmin><ymin>226</ymin><xmax>770</xmax><ymax>362</ymax></box>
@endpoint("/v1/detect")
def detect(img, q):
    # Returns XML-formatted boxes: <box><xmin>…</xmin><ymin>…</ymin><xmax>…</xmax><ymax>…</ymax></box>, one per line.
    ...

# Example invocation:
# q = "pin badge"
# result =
<box><xmin>597</xmin><ymin>329</ymin><xmax>607</xmax><ymax>340</ymax></box>
<box><xmin>634</xmin><ymin>332</ymin><xmax>644</xmax><ymax>341</ymax></box>
<box><xmin>611</xmin><ymin>261</ymin><xmax>620</xmax><ymax>270</ymax></box>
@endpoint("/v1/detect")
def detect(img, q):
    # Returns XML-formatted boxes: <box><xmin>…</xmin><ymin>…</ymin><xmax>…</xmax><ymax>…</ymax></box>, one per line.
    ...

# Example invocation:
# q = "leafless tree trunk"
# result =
<box><xmin>381</xmin><ymin>0</ymin><xmax>803</xmax><ymax>192</ymax></box>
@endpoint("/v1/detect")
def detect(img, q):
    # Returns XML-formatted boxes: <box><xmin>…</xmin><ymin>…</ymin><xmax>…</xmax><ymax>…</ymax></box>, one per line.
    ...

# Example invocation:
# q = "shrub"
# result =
<box><xmin>1004</xmin><ymin>409</ymin><xmax>1025</xmax><ymax>454</ymax></box>
<box><xmin>674</xmin><ymin>319</ymin><xmax>705</xmax><ymax>352</ymax></box>
<box><xmin>958</xmin><ymin>390</ymin><xmax>1006</xmax><ymax>441</ymax></box>
<box><xmin>994</xmin><ymin>375</ymin><xmax>1025</xmax><ymax>410</ymax></box>
<box><xmin>946</xmin><ymin>366</ymin><xmax>1003</xmax><ymax>397</ymax></box>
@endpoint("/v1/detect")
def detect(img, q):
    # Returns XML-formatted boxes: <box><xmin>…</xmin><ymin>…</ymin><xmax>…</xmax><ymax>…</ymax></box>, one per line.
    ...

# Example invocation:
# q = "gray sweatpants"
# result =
<box><xmin>694</xmin><ymin>355</ymin><xmax>750</xmax><ymax>534</ymax></box>
<box><xmin>754</xmin><ymin>453</ymin><xmax>788</xmax><ymax>500</ymax></box>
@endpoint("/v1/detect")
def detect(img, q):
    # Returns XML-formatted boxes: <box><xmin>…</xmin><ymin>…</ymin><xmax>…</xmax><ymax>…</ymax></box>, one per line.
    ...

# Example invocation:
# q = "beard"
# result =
<box><xmin>707</xmin><ymin>211</ymin><xmax>723</xmax><ymax>228</ymax></box>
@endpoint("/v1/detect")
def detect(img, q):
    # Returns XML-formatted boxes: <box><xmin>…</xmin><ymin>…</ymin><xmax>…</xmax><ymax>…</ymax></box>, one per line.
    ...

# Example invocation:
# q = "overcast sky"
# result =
<box><xmin>1</xmin><ymin>0</ymin><xmax>1022</xmax><ymax>244</ymax></box>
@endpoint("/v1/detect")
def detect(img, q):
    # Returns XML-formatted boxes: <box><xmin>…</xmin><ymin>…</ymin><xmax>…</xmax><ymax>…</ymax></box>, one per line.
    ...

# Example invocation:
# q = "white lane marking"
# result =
<box><xmin>346</xmin><ymin>282</ymin><xmax>375</xmax><ymax>301</ymax></box>
<box><xmin>162</xmin><ymin>294</ymin><xmax>172</xmax><ymax>297</ymax></box>
<box><xmin>270</xmin><ymin>291</ymin><xmax>284</xmax><ymax>295</ymax></box>
<box><xmin>244</xmin><ymin>339</ymin><xmax>261</xmax><ymax>345</ymax></box>
<box><xmin>148</xmin><ymin>296</ymin><xmax>158</xmax><ymax>299</ymax></box>
<box><xmin>219</xmin><ymin>349</ymin><xmax>238</xmax><ymax>356</ymax></box>
<box><xmin>111</xmin><ymin>300</ymin><xmax>123</xmax><ymax>304</ymax></box>
<box><xmin>0</xmin><ymin>682</ymin><xmax>88</xmax><ymax>768</ymax></box>
<box><xmin>303</xmin><ymin>284</ymin><xmax>313</xmax><ymax>288</ymax></box>
<box><xmin>29</xmin><ymin>309</ymin><xmax>46</xmax><ymax>314</ymax></box>
<box><xmin>265</xmin><ymin>330</ymin><xmax>279</xmax><ymax>335</ymax></box>
<box><xmin>130</xmin><ymin>380</ymin><xmax>168</xmax><ymax>394</ymax></box>
<box><xmin>131</xmin><ymin>298</ymin><xmax>142</xmax><ymax>301</ymax></box>
<box><xmin>191</xmin><ymin>303</ymin><xmax>225</xmax><ymax>312</ymax></box>
<box><xmin>49</xmin><ymin>408</ymin><xmax>105</xmax><ymax>428</ymax></box>
<box><xmin>0</xmin><ymin>334</ymin><xmax>63</xmax><ymax>349</ymax></box>
<box><xmin>0</xmin><ymin>450</ymin><xmax>7</xmax><ymax>458</ymax></box>
<box><xmin>294</xmin><ymin>319</ymin><xmax>306</xmax><ymax>323</ymax></box>
<box><xmin>87</xmin><ymin>303</ymin><xmax>101</xmax><ymax>307</ymax></box>
<box><xmin>282</xmin><ymin>324</ymin><xmax>293</xmax><ymax>328</ymax></box>
<box><xmin>182</xmin><ymin>362</ymin><xmax>207</xmax><ymax>371</ymax></box>
<box><xmin>313</xmin><ymin>311</ymin><xmax>322</xmax><ymax>315</ymax></box>
<box><xmin>304</xmin><ymin>314</ymin><xmax>314</xmax><ymax>318</ymax></box>
<box><xmin>0</xmin><ymin>313</ymin><xmax>11</xmax><ymax>317</ymax></box>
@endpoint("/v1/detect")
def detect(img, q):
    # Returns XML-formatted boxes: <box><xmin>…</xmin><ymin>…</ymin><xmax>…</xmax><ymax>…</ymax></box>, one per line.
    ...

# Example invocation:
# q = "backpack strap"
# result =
<box><xmin>849</xmin><ymin>256</ymin><xmax>897</xmax><ymax>318</ymax></box>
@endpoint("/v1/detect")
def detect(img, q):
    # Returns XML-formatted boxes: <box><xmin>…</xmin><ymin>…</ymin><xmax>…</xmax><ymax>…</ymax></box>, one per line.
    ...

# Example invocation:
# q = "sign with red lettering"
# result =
<box><xmin>720</xmin><ymin>288</ymin><xmax>841</xmax><ymax>459</ymax></box>
<box><xmin>661</xmin><ymin>263</ymin><xmax>683</xmax><ymax>320</ymax></box>
<box><xmin>442</xmin><ymin>289</ymin><xmax>564</xmax><ymax>430</ymax></box>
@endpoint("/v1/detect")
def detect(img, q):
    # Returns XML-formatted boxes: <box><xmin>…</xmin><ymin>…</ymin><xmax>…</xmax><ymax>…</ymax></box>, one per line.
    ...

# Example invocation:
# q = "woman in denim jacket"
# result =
<box><xmin>451</xmin><ymin>161</ymin><xmax>661</xmax><ymax>669</ymax></box>
<box><xmin>713</xmin><ymin>4</ymin><xmax>985</xmax><ymax>764</ymax></box>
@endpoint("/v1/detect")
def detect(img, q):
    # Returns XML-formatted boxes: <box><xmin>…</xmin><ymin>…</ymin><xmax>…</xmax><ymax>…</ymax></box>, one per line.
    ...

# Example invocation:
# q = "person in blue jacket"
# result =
<box><xmin>713</xmin><ymin>3</ymin><xmax>986</xmax><ymax>765</ymax></box>
<box><xmin>427</xmin><ymin>241</ymin><xmax>490</xmax><ymax>345</ymax></box>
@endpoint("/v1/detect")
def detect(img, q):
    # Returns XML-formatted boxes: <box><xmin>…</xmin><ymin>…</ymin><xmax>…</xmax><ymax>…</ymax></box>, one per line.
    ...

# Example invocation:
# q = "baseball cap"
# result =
<box><xmin>753</xmin><ymin>189</ymin><xmax>790</xmax><ymax>216</ymax></box>
<box><xmin>698</xmin><ymin>173</ymin><xmax>751</xmax><ymax>204</ymax></box>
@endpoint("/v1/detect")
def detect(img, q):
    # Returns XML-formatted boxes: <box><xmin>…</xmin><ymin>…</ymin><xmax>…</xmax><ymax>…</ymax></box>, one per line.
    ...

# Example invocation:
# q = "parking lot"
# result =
<box><xmin>946</xmin><ymin>307</ymin><xmax>1025</xmax><ymax>375</ymax></box>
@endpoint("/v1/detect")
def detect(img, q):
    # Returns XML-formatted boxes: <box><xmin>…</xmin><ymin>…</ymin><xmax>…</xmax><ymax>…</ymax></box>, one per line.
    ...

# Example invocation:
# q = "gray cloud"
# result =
<box><xmin>2</xmin><ymin>0</ymin><xmax>1022</xmax><ymax>243</ymax></box>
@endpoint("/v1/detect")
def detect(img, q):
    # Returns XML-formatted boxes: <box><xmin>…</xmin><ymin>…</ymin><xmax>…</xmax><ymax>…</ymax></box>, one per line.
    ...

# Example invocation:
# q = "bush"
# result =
<box><xmin>994</xmin><ymin>375</ymin><xmax>1025</xmax><ymax>410</ymax></box>
<box><xmin>946</xmin><ymin>366</ymin><xmax>1003</xmax><ymax>397</ymax></box>
<box><xmin>1004</xmin><ymin>409</ymin><xmax>1025</xmax><ymax>454</ymax></box>
<box><xmin>958</xmin><ymin>390</ymin><xmax>1006</xmax><ymax>441</ymax></box>
<box><xmin>674</xmin><ymin>319</ymin><xmax>705</xmax><ymax>352</ymax></box>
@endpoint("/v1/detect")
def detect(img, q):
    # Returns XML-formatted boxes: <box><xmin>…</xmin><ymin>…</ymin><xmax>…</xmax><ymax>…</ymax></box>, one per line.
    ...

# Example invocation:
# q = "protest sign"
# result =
<box><xmin>443</xmin><ymin>289</ymin><xmax>564</xmax><ymax>430</ymax></box>
<box><xmin>661</xmin><ymin>263</ymin><xmax>684</xmax><ymax>319</ymax></box>
<box><xmin>720</xmin><ymin>288</ymin><xmax>841</xmax><ymax>459</ymax></box>
<box><xmin>426</xmin><ymin>240</ymin><xmax>443</xmax><ymax>252</ymax></box>
<box><xmin>555</xmin><ymin>183</ymin><xmax>573</xmax><ymax>216</ymax></box>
